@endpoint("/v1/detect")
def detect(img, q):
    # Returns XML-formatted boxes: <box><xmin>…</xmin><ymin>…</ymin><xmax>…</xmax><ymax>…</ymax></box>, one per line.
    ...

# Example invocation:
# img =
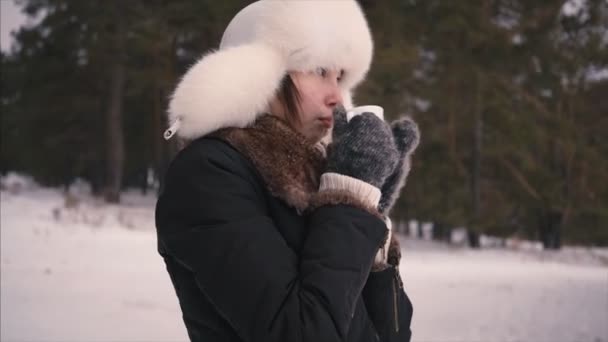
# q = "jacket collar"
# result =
<box><xmin>211</xmin><ymin>115</ymin><xmax>326</xmax><ymax>213</ymax></box>
<box><xmin>210</xmin><ymin>115</ymin><xmax>402</xmax><ymax>266</ymax></box>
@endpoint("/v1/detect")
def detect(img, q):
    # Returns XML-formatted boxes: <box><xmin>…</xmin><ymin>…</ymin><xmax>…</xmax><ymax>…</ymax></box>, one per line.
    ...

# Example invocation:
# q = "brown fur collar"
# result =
<box><xmin>210</xmin><ymin>115</ymin><xmax>402</xmax><ymax>268</ymax></box>
<box><xmin>211</xmin><ymin>115</ymin><xmax>326</xmax><ymax>213</ymax></box>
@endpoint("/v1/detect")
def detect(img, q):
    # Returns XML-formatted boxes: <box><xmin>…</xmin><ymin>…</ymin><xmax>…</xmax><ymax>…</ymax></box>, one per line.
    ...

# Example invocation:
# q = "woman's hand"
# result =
<box><xmin>378</xmin><ymin>117</ymin><xmax>420</xmax><ymax>215</ymax></box>
<box><xmin>325</xmin><ymin>106</ymin><xmax>399</xmax><ymax>189</ymax></box>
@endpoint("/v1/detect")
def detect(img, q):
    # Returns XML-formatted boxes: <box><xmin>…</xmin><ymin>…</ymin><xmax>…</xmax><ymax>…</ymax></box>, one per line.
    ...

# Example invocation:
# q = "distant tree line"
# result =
<box><xmin>1</xmin><ymin>0</ymin><xmax>607</xmax><ymax>247</ymax></box>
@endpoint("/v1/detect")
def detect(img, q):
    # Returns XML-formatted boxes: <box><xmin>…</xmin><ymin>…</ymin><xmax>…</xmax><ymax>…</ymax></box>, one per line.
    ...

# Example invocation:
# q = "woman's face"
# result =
<box><xmin>273</xmin><ymin>68</ymin><xmax>344</xmax><ymax>143</ymax></box>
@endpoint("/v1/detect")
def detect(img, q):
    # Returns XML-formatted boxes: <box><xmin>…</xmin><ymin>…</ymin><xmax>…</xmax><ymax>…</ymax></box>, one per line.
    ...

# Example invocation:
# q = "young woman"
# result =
<box><xmin>156</xmin><ymin>1</ymin><xmax>419</xmax><ymax>341</ymax></box>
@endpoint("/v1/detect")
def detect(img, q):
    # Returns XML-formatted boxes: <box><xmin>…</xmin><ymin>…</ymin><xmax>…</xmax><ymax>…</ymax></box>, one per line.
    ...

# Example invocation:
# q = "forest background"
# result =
<box><xmin>2</xmin><ymin>0</ymin><xmax>607</xmax><ymax>248</ymax></box>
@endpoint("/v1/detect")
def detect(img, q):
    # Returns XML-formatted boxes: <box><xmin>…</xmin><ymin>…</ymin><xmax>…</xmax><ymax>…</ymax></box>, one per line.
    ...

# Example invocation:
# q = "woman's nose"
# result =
<box><xmin>325</xmin><ymin>85</ymin><xmax>343</xmax><ymax>109</ymax></box>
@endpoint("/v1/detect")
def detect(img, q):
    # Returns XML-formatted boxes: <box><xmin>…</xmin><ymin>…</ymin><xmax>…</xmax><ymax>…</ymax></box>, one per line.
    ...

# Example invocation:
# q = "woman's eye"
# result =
<box><xmin>316</xmin><ymin>67</ymin><xmax>327</xmax><ymax>77</ymax></box>
<box><xmin>338</xmin><ymin>70</ymin><xmax>344</xmax><ymax>82</ymax></box>
<box><xmin>315</xmin><ymin>68</ymin><xmax>343</xmax><ymax>82</ymax></box>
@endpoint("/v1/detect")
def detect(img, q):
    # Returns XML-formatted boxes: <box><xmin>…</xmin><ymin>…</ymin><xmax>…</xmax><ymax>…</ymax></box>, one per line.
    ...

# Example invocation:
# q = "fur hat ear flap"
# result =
<box><xmin>167</xmin><ymin>43</ymin><xmax>286</xmax><ymax>140</ymax></box>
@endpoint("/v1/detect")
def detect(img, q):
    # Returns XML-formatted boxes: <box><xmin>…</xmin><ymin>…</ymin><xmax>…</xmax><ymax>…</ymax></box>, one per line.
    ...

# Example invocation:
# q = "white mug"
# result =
<box><xmin>346</xmin><ymin>105</ymin><xmax>384</xmax><ymax>122</ymax></box>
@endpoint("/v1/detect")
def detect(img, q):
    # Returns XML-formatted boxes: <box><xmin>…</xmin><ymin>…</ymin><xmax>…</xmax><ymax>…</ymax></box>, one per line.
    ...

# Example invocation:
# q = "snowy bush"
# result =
<box><xmin>0</xmin><ymin>172</ymin><xmax>38</xmax><ymax>194</ymax></box>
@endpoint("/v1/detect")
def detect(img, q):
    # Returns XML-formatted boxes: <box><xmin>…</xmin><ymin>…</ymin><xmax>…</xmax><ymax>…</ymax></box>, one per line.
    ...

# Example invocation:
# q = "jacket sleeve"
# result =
<box><xmin>362</xmin><ymin>267</ymin><xmax>413</xmax><ymax>342</ymax></box>
<box><xmin>155</xmin><ymin>139</ymin><xmax>387</xmax><ymax>342</ymax></box>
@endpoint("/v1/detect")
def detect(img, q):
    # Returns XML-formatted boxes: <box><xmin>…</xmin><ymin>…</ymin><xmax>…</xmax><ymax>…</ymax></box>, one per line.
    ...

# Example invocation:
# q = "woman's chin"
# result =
<box><xmin>301</xmin><ymin>127</ymin><xmax>327</xmax><ymax>144</ymax></box>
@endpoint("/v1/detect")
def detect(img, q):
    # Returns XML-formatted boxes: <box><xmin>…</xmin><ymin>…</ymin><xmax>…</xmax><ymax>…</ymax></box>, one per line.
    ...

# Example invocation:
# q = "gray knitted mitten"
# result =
<box><xmin>326</xmin><ymin>106</ymin><xmax>399</xmax><ymax>188</ymax></box>
<box><xmin>378</xmin><ymin>117</ymin><xmax>420</xmax><ymax>215</ymax></box>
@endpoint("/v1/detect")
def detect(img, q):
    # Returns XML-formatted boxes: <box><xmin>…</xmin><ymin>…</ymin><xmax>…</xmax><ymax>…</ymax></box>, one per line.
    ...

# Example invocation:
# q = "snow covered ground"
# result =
<box><xmin>401</xmin><ymin>239</ymin><xmax>607</xmax><ymax>342</ymax></box>
<box><xmin>1</xmin><ymin>175</ymin><xmax>607</xmax><ymax>342</ymax></box>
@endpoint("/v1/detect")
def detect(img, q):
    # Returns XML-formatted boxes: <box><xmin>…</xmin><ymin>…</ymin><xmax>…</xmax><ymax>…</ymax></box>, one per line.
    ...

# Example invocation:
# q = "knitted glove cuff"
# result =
<box><xmin>319</xmin><ymin>172</ymin><xmax>381</xmax><ymax>209</ymax></box>
<box><xmin>309</xmin><ymin>189</ymin><xmax>383</xmax><ymax>220</ymax></box>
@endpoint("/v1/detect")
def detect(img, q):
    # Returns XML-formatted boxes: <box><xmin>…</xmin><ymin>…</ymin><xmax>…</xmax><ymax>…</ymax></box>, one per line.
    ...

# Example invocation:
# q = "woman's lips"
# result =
<box><xmin>318</xmin><ymin>117</ymin><xmax>333</xmax><ymax>127</ymax></box>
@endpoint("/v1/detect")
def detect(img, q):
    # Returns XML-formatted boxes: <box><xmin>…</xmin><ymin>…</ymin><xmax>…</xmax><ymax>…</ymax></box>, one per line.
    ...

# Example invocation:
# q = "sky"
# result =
<box><xmin>0</xmin><ymin>0</ymin><xmax>27</xmax><ymax>52</ymax></box>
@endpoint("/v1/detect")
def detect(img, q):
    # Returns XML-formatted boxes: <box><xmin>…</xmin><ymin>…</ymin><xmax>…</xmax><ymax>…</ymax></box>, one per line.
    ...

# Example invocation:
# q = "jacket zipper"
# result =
<box><xmin>392</xmin><ymin>274</ymin><xmax>399</xmax><ymax>333</ymax></box>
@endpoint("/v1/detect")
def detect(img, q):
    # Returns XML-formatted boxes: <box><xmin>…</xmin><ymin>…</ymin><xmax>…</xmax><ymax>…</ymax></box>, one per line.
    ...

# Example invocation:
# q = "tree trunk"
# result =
<box><xmin>103</xmin><ymin>8</ymin><xmax>126</xmax><ymax>203</ymax></box>
<box><xmin>432</xmin><ymin>221</ymin><xmax>450</xmax><ymax>242</ymax></box>
<box><xmin>470</xmin><ymin>69</ymin><xmax>483</xmax><ymax>248</ymax></box>
<box><xmin>468</xmin><ymin>230</ymin><xmax>480</xmax><ymax>248</ymax></box>
<box><xmin>155</xmin><ymin>35</ymin><xmax>179</xmax><ymax>195</ymax></box>
<box><xmin>538</xmin><ymin>209</ymin><xmax>563</xmax><ymax>250</ymax></box>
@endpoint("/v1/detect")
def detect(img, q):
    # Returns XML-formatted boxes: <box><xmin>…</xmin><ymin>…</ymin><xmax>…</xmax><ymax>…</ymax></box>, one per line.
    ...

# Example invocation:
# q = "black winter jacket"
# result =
<box><xmin>155</xmin><ymin>116</ymin><xmax>413</xmax><ymax>342</ymax></box>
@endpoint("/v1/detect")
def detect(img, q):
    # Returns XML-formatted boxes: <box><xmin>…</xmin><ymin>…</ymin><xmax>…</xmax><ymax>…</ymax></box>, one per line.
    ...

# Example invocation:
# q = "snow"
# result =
<box><xmin>511</xmin><ymin>33</ymin><xmax>524</xmax><ymax>45</ymax></box>
<box><xmin>587</xmin><ymin>66</ymin><xmax>608</xmax><ymax>83</ymax></box>
<box><xmin>0</xmin><ymin>0</ymin><xmax>45</xmax><ymax>53</ymax></box>
<box><xmin>1</xmin><ymin>175</ymin><xmax>607</xmax><ymax>342</ymax></box>
<box><xmin>1</xmin><ymin>177</ymin><xmax>186</xmax><ymax>341</ymax></box>
<box><xmin>401</xmin><ymin>239</ymin><xmax>608</xmax><ymax>342</ymax></box>
<box><xmin>561</xmin><ymin>0</ymin><xmax>589</xmax><ymax>20</ymax></box>
<box><xmin>413</xmin><ymin>98</ymin><xmax>431</xmax><ymax>113</ymax></box>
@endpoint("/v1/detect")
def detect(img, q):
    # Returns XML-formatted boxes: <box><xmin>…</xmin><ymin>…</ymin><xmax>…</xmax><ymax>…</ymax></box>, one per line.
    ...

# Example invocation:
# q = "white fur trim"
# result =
<box><xmin>221</xmin><ymin>1</ymin><xmax>372</xmax><ymax>90</ymax></box>
<box><xmin>168</xmin><ymin>44</ymin><xmax>285</xmax><ymax>139</ymax></box>
<box><xmin>167</xmin><ymin>0</ymin><xmax>372</xmax><ymax>140</ymax></box>
<box><xmin>319</xmin><ymin>172</ymin><xmax>381</xmax><ymax>209</ymax></box>
<box><xmin>272</xmin><ymin>2</ymin><xmax>366</xmax><ymax>89</ymax></box>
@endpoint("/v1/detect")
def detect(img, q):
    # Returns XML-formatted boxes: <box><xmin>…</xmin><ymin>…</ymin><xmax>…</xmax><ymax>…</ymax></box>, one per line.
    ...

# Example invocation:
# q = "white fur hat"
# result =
<box><xmin>165</xmin><ymin>0</ymin><xmax>373</xmax><ymax>140</ymax></box>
